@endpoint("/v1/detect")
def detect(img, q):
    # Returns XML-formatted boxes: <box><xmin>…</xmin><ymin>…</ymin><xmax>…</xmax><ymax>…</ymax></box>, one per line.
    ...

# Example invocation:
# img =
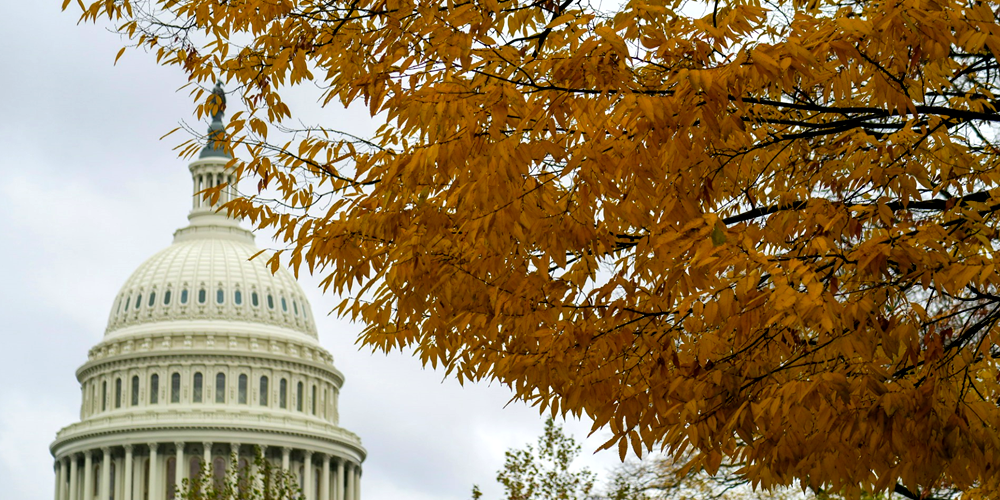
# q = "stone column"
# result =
<box><xmin>68</xmin><ymin>455</ymin><xmax>79</xmax><ymax>500</ymax></box>
<box><xmin>250</xmin><ymin>446</ymin><xmax>265</xmax><ymax>494</ymax></box>
<box><xmin>320</xmin><ymin>455</ymin><xmax>330</xmax><ymax>500</ymax></box>
<box><xmin>303</xmin><ymin>451</ymin><xmax>313</xmax><ymax>500</ymax></box>
<box><xmin>148</xmin><ymin>443</ymin><xmax>159</xmax><ymax>500</ymax></box>
<box><xmin>202</xmin><ymin>442</ymin><xmax>213</xmax><ymax>495</ymax></box>
<box><xmin>174</xmin><ymin>442</ymin><xmax>185</xmax><ymax>498</ymax></box>
<box><xmin>334</xmin><ymin>459</ymin><xmax>344</xmax><ymax>500</ymax></box>
<box><xmin>229</xmin><ymin>443</ymin><xmax>240</xmax><ymax>489</ymax></box>
<box><xmin>355</xmin><ymin>467</ymin><xmax>360</xmax><ymax>500</ymax></box>
<box><xmin>123</xmin><ymin>445</ymin><xmax>133</xmax><ymax>500</ymax></box>
<box><xmin>345</xmin><ymin>463</ymin><xmax>354</xmax><ymax>500</ymax></box>
<box><xmin>100</xmin><ymin>448</ymin><xmax>111</xmax><ymax>500</ymax></box>
<box><xmin>281</xmin><ymin>447</ymin><xmax>291</xmax><ymax>471</ymax></box>
<box><xmin>54</xmin><ymin>459</ymin><xmax>64</xmax><ymax>500</ymax></box>
<box><xmin>83</xmin><ymin>450</ymin><xmax>94</xmax><ymax>500</ymax></box>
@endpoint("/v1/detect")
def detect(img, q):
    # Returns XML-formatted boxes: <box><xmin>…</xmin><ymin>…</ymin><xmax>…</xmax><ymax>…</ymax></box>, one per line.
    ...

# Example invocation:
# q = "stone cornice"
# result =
<box><xmin>77</xmin><ymin>349</ymin><xmax>344</xmax><ymax>386</ymax></box>
<box><xmin>51</xmin><ymin>422</ymin><xmax>365</xmax><ymax>463</ymax></box>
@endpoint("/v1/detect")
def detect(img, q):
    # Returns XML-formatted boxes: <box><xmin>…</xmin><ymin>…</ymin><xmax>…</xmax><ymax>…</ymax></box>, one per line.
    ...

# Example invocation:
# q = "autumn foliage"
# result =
<box><xmin>72</xmin><ymin>0</ymin><xmax>1000</xmax><ymax>496</ymax></box>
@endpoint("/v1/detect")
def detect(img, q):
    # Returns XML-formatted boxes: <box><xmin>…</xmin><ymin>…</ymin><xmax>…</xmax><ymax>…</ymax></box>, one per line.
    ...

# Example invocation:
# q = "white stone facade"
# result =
<box><xmin>50</xmin><ymin>121</ymin><xmax>365</xmax><ymax>500</ymax></box>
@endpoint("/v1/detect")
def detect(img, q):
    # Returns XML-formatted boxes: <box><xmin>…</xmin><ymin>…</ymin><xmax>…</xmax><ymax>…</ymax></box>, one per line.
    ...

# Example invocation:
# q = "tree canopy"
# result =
<box><xmin>73</xmin><ymin>0</ymin><xmax>1000</xmax><ymax>496</ymax></box>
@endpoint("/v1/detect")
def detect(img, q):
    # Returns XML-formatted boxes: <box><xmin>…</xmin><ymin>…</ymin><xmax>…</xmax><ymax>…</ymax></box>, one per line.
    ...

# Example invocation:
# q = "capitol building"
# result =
<box><xmin>48</xmin><ymin>85</ymin><xmax>366</xmax><ymax>500</ymax></box>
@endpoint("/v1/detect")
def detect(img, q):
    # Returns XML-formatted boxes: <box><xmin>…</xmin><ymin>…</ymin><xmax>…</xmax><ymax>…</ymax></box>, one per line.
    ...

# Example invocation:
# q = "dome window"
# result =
<box><xmin>131</xmin><ymin>376</ymin><xmax>139</xmax><ymax>406</ymax></box>
<box><xmin>238</xmin><ymin>374</ymin><xmax>248</xmax><ymax>404</ymax></box>
<box><xmin>150</xmin><ymin>374</ymin><xmax>159</xmax><ymax>404</ymax></box>
<box><xmin>279</xmin><ymin>378</ymin><xmax>287</xmax><ymax>409</ymax></box>
<box><xmin>293</xmin><ymin>300</ymin><xmax>299</xmax><ymax>316</ymax></box>
<box><xmin>198</xmin><ymin>289</ymin><xmax>207</xmax><ymax>304</ymax></box>
<box><xmin>234</xmin><ymin>290</ymin><xmax>242</xmax><ymax>305</ymax></box>
<box><xmin>171</xmin><ymin>373</ymin><xmax>181</xmax><ymax>403</ymax></box>
<box><xmin>216</xmin><ymin>373</ymin><xmax>226</xmax><ymax>403</ymax></box>
<box><xmin>281</xmin><ymin>297</ymin><xmax>288</xmax><ymax>312</ymax></box>
<box><xmin>101</xmin><ymin>381</ymin><xmax>107</xmax><ymax>411</ymax></box>
<box><xmin>115</xmin><ymin>378</ymin><xmax>122</xmax><ymax>408</ymax></box>
<box><xmin>311</xmin><ymin>385</ymin><xmax>317</xmax><ymax>415</ymax></box>
<box><xmin>180</xmin><ymin>289</ymin><xmax>188</xmax><ymax>304</ymax></box>
<box><xmin>259</xmin><ymin>376</ymin><xmax>269</xmax><ymax>406</ymax></box>
<box><xmin>216</xmin><ymin>288</ymin><xmax>224</xmax><ymax>304</ymax></box>
<box><xmin>135</xmin><ymin>294</ymin><xmax>142</xmax><ymax>310</ymax></box>
<box><xmin>164</xmin><ymin>290</ymin><xmax>172</xmax><ymax>305</ymax></box>
<box><xmin>193</xmin><ymin>372</ymin><xmax>203</xmax><ymax>403</ymax></box>
<box><xmin>296</xmin><ymin>382</ymin><xmax>304</xmax><ymax>412</ymax></box>
<box><xmin>267</xmin><ymin>294</ymin><xmax>275</xmax><ymax>309</ymax></box>
<box><xmin>148</xmin><ymin>293</ymin><xmax>156</xmax><ymax>308</ymax></box>
<box><xmin>251</xmin><ymin>292</ymin><xmax>259</xmax><ymax>307</ymax></box>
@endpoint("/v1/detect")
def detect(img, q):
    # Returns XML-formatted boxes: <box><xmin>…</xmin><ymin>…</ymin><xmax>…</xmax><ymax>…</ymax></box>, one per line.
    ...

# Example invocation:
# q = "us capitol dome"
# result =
<box><xmin>49</xmin><ymin>84</ymin><xmax>366</xmax><ymax>500</ymax></box>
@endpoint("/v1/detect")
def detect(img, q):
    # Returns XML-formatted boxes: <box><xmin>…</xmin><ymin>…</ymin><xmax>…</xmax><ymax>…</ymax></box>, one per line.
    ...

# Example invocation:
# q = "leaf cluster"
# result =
<box><xmin>71</xmin><ymin>0</ymin><xmax>1000</xmax><ymax>496</ymax></box>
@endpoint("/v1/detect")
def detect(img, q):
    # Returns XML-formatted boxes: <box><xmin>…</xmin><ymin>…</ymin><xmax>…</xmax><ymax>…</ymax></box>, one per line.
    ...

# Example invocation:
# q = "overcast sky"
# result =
<box><xmin>0</xmin><ymin>2</ymin><xmax>628</xmax><ymax>500</ymax></box>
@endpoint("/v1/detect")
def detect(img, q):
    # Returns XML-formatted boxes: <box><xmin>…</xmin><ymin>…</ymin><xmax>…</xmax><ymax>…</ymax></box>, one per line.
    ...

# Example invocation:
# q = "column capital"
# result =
<box><xmin>123</xmin><ymin>444</ymin><xmax>133</xmax><ymax>453</ymax></box>
<box><xmin>148</xmin><ymin>442</ymin><xmax>158</xmax><ymax>452</ymax></box>
<box><xmin>322</xmin><ymin>454</ymin><xmax>330</xmax><ymax>464</ymax></box>
<box><xmin>230</xmin><ymin>442</ymin><xmax>239</xmax><ymax>452</ymax></box>
<box><xmin>101</xmin><ymin>446</ymin><xmax>111</xmax><ymax>454</ymax></box>
<box><xmin>282</xmin><ymin>446</ymin><xmax>292</xmax><ymax>453</ymax></box>
<box><xmin>304</xmin><ymin>450</ymin><xmax>313</xmax><ymax>457</ymax></box>
<box><xmin>202</xmin><ymin>441</ymin><xmax>213</xmax><ymax>451</ymax></box>
<box><xmin>84</xmin><ymin>449</ymin><xmax>93</xmax><ymax>458</ymax></box>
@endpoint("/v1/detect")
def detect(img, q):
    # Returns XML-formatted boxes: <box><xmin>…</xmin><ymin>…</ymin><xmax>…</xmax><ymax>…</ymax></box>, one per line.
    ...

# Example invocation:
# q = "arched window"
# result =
<box><xmin>188</xmin><ymin>457</ymin><xmax>202</xmax><ymax>493</ymax></box>
<box><xmin>150</xmin><ymin>374</ymin><xmax>159</xmax><ymax>404</ymax></box>
<box><xmin>193</xmin><ymin>372</ymin><xmax>203</xmax><ymax>403</ymax></box>
<box><xmin>216</xmin><ymin>373</ymin><xmax>226</xmax><ymax>403</ymax></box>
<box><xmin>212</xmin><ymin>456</ymin><xmax>226</xmax><ymax>489</ymax></box>
<box><xmin>115</xmin><ymin>378</ymin><xmax>122</xmax><ymax>408</ymax></box>
<box><xmin>251</xmin><ymin>292</ymin><xmax>259</xmax><ymax>307</ymax></box>
<box><xmin>279</xmin><ymin>378</ymin><xmax>287</xmax><ymax>409</ymax></box>
<box><xmin>134</xmin><ymin>294</ymin><xmax>142</xmax><ymax>310</ymax></box>
<box><xmin>180</xmin><ymin>289</ymin><xmax>188</xmax><ymax>304</ymax></box>
<box><xmin>259</xmin><ymin>376</ymin><xmax>269</xmax><ymax>406</ymax></box>
<box><xmin>237</xmin><ymin>457</ymin><xmax>251</xmax><ymax>496</ymax></box>
<box><xmin>102</xmin><ymin>381</ymin><xmax>107</xmax><ymax>411</ymax></box>
<box><xmin>198</xmin><ymin>289</ymin><xmax>207</xmax><ymax>304</ymax></box>
<box><xmin>235</xmin><ymin>290</ymin><xmax>242</xmax><ymax>305</ymax></box>
<box><xmin>171</xmin><ymin>373</ymin><xmax>181</xmax><ymax>403</ymax></box>
<box><xmin>238</xmin><ymin>374</ymin><xmax>248</xmax><ymax>404</ymax></box>
<box><xmin>267</xmin><ymin>294</ymin><xmax>274</xmax><ymax>309</ymax></box>
<box><xmin>166</xmin><ymin>457</ymin><xmax>177</xmax><ymax>500</ymax></box>
<box><xmin>131</xmin><ymin>375</ymin><xmax>139</xmax><ymax>406</ymax></box>
<box><xmin>148</xmin><ymin>293</ymin><xmax>156</xmax><ymax>307</ymax></box>
<box><xmin>216</xmin><ymin>288</ymin><xmax>224</xmax><ymax>304</ymax></box>
<box><xmin>281</xmin><ymin>297</ymin><xmax>288</xmax><ymax>312</ymax></box>
<box><xmin>164</xmin><ymin>290</ymin><xmax>172</xmax><ymax>305</ymax></box>
<box><xmin>296</xmin><ymin>381</ymin><xmax>304</xmax><ymax>412</ymax></box>
<box><xmin>311</xmin><ymin>385</ymin><xmax>317</xmax><ymax>415</ymax></box>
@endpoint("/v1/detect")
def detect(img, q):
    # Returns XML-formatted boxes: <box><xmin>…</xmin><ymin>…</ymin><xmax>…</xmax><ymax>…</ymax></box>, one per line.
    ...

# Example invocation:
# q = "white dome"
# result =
<box><xmin>106</xmin><ymin>231</ymin><xmax>318</xmax><ymax>339</ymax></box>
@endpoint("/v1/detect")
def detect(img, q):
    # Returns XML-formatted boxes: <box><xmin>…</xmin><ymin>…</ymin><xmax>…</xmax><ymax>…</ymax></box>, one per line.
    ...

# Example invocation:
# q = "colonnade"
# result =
<box><xmin>54</xmin><ymin>442</ymin><xmax>361</xmax><ymax>500</ymax></box>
